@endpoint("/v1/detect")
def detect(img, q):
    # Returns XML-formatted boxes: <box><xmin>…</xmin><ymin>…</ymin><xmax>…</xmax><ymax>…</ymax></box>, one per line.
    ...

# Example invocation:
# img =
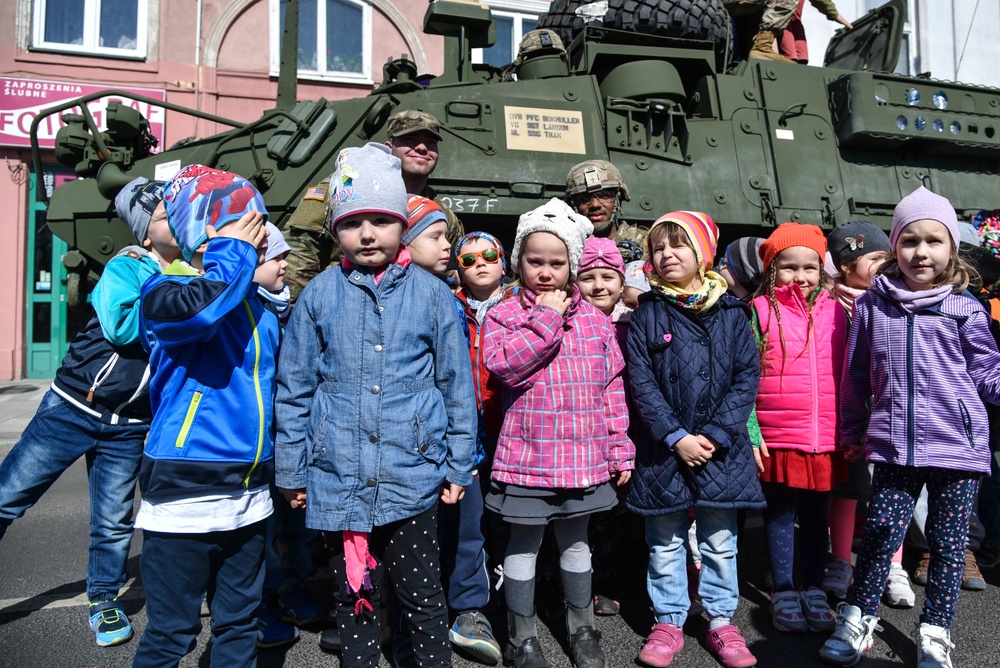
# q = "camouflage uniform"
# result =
<box><xmin>282</xmin><ymin>111</ymin><xmax>463</xmax><ymax>303</ymax></box>
<box><xmin>723</xmin><ymin>0</ymin><xmax>801</xmax><ymax>31</ymax></box>
<box><xmin>565</xmin><ymin>159</ymin><xmax>649</xmax><ymax>248</ymax></box>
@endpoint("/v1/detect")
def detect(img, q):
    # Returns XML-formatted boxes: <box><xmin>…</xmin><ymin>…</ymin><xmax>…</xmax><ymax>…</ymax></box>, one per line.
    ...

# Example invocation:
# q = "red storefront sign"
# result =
<box><xmin>0</xmin><ymin>77</ymin><xmax>166</xmax><ymax>150</ymax></box>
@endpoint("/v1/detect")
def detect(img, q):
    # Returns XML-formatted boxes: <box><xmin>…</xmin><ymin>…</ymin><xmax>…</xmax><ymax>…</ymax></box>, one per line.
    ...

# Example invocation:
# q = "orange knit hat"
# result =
<box><xmin>759</xmin><ymin>222</ymin><xmax>828</xmax><ymax>271</ymax></box>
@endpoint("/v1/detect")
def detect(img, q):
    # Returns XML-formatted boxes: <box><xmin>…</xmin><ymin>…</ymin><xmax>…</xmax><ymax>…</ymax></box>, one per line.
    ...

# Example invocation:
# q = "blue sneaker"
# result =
<box><xmin>258</xmin><ymin>601</ymin><xmax>299</xmax><ymax>649</ymax></box>
<box><xmin>450</xmin><ymin>611</ymin><xmax>502</xmax><ymax>665</ymax></box>
<box><xmin>278</xmin><ymin>582</ymin><xmax>324</xmax><ymax>626</ymax></box>
<box><xmin>88</xmin><ymin>599</ymin><xmax>133</xmax><ymax>647</ymax></box>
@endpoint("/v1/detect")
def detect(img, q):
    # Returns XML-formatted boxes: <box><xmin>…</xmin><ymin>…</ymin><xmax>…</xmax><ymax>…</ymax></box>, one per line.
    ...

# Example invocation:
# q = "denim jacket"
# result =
<box><xmin>274</xmin><ymin>262</ymin><xmax>477</xmax><ymax>532</ymax></box>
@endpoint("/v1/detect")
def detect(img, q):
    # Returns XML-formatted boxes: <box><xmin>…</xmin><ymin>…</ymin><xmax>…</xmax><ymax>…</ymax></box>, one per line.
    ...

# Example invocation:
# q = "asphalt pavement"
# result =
<box><xmin>1</xmin><ymin>379</ymin><xmax>999</xmax><ymax>667</ymax></box>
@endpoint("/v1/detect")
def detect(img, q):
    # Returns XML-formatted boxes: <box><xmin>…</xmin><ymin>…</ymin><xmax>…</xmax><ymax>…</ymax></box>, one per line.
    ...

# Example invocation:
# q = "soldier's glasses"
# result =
<box><xmin>571</xmin><ymin>188</ymin><xmax>617</xmax><ymax>207</ymax></box>
<box><xmin>457</xmin><ymin>248</ymin><xmax>502</xmax><ymax>268</ymax></box>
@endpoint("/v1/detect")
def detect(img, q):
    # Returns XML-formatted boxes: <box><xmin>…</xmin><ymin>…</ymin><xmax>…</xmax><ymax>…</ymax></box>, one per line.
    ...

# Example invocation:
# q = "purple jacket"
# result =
<box><xmin>840</xmin><ymin>275</ymin><xmax>1000</xmax><ymax>474</ymax></box>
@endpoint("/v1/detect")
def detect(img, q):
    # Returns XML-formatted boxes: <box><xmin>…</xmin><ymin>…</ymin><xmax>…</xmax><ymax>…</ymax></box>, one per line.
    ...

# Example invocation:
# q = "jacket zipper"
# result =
<box><xmin>175</xmin><ymin>391</ymin><xmax>203</xmax><ymax>448</ymax></box>
<box><xmin>809</xmin><ymin>303</ymin><xmax>819</xmax><ymax>454</ymax></box>
<box><xmin>957</xmin><ymin>398</ymin><xmax>975</xmax><ymax>448</ymax></box>
<box><xmin>906</xmin><ymin>314</ymin><xmax>915</xmax><ymax>466</ymax></box>
<box><xmin>242</xmin><ymin>300</ymin><xmax>265</xmax><ymax>488</ymax></box>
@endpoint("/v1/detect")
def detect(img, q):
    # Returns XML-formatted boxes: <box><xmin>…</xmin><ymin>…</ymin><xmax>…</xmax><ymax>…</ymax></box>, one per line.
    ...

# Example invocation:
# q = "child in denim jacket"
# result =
<box><xmin>274</xmin><ymin>143</ymin><xmax>476</xmax><ymax>668</ymax></box>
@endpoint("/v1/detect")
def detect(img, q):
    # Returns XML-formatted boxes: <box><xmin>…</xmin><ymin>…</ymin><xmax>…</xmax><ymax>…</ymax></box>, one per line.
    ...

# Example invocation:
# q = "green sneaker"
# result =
<box><xmin>88</xmin><ymin>599</ymin><xmax>133</xmax><ymax>647</ymax></box>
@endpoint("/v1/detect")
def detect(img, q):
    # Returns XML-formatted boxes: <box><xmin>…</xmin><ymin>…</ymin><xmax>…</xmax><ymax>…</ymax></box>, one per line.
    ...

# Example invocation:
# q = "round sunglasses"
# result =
<box><xmin>457</xmin><ymin>248</ymin><xmax>502</xmax><ymax>268</ymax></box>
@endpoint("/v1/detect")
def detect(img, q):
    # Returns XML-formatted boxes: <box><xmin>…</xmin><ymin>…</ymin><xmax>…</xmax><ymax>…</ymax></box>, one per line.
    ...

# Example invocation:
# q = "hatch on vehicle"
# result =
<box><xmin>824</xmin><ymin>0</ymin><xmax>904</xmax><ymax>73</ymax></box>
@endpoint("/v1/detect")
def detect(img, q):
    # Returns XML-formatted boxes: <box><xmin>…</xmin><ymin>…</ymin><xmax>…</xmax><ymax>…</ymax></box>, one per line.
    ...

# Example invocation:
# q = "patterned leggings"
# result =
<box><xmin>848</xmin><ymin>463</ymin><xmax>981</xmax><ymax>627</ymax></box>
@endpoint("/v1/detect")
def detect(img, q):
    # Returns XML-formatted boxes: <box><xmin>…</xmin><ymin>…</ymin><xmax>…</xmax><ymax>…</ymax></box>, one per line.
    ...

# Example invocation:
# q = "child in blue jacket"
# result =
<box><xmin>132</xmin><ymin>165</ymin><xmax>277</xmax><ymax>668</ymax></box>
<box><xmin>628</xmin><ymin>212</ymin><xmax>763</xmax><ymax>668</ymax></box>
<box><xmin>274</xmin><ymin>143</ymin><xmax>477</xmax><ymax>668</ymax></box>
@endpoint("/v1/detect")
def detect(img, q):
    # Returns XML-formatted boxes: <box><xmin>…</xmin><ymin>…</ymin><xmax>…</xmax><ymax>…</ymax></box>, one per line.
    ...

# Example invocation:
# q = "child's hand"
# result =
<box><xmin>440</xmin><ymin>482</ymin><xmax>466</xmax><ymax>504</ymax></box>
<box><xmin>536</xmin><ymin>289</ymin><xmax>571</xmax><ymax>315</ymax></box>
<box><xmin>610</xmin><ymin>469</ymin><xmax>632</xmax><ymax>486</ymax></box>
<box><xmin>207</xmin><ymin>210</ymin><xmax>267</xmax><ymax>254</ymax></box>
<box><xmin>278</xmin><ymin>487</ymin><xmax>307</xmax><ymax>509</ymax></box>
<box><xmin>844</xmin><ymin>443</ymin><xmax>865</xmax><ymax>462</ymax></box>
<box><xmin>674</xmin><ymin>434</ymin><xmax>715</xmax><ymax>467</ymax></box>
<box><xmin>753</xmin><ymin>442</ymin><xmax>769</xmax><ymax>473</ymax></box>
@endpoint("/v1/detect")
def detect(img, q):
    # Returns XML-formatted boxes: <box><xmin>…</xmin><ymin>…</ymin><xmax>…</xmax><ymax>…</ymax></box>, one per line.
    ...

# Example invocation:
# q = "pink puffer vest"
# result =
<box><xmin>752</xmin><ymin>285</ymin><xmax>847</xmax><ymax>453</ymax></box>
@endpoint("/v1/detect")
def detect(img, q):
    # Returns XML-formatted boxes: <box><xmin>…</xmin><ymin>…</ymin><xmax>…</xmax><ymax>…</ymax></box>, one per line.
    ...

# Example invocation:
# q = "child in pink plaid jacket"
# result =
<box><xmin>482</xmin><ymin>198</ymin><xmax>634</xmax><ymax>668</ymax></box>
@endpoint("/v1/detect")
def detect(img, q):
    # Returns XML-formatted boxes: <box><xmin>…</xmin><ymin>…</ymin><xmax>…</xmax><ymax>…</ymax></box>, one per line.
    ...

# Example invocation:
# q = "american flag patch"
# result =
<box><xmin>303</xmin><ymin>185</ymin><xmax>327</xmax><ymax>201</ymax></box>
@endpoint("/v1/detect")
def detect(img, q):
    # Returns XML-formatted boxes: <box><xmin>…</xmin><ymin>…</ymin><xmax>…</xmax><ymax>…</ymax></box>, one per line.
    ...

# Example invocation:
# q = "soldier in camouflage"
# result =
<box><xmin>281</xmin><ymin>110</ymin><xmax>464</xmax><ymax>302</ymax></box>
<box><xmin>565</xmin><ymin>159</ymin><xmax>648</xmax><ymax>248</ymax></box>
<box><xmin>724</xmin><ymin>0</ymin><xmax>852</xmax><ymax>62</ymax></box>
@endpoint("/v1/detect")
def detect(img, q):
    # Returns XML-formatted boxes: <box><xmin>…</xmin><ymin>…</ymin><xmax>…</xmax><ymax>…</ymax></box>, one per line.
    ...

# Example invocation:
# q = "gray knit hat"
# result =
<box><xmin>718</xmin><ymin>237</ymin><xmax>765</xmax><ymax>293</ymax></box>
<box><xmin>327</xmin><ymin>142</ymin><xmax>408</xmax><ymax>231</ymax></box>
<box><xmin>828</xmin><ymin>220</ymin><xmax>891</xmax><ymax>268</ymax></box>
<box><xmin>263</xmin><ymin>222</ymin><xmax>291</xmax><ymax>262</ymax></box>
<box><xmin>510</xmin><ymin>198</ymin><xmax>594</xmax><ymax>278</ymax></box>
<box><xmin>115</xmin><ymin>176</ymin><xmax>167</xmax><ymax>244</ymax></box>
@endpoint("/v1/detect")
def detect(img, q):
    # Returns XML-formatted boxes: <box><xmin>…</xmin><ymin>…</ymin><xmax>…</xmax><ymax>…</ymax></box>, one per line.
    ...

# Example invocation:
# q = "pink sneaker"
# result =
<box><xmin>706</xmin><ymin>625</ymin><xmax>757</xmax><ymax>668</ymax></box>
<box><xmin>637</xmin><ymin>623</ymin><xmax>684</xmax><ymax>667</ymax></box>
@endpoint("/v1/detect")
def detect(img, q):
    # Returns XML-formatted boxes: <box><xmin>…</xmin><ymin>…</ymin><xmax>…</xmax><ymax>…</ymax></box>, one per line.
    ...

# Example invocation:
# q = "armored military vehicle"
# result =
<box><xmin>29</xmin><ymin>0</ymin><xmax>1000</xmax><ymax>305</ymax></box>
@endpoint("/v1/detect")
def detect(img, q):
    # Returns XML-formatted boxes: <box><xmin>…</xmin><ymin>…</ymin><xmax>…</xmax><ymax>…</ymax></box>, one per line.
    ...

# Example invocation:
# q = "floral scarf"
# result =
<box><xmin>648</xmin><ymin>269</ymin><xmax>729</xmax><ymax>312</ymax></box>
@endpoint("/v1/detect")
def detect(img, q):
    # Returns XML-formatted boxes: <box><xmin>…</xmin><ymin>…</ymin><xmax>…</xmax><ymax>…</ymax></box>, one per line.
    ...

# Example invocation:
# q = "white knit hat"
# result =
<box><xmin>510</xmin><ymin>198</ymin><xmax>594</xmax><ymax>278</ymax></box>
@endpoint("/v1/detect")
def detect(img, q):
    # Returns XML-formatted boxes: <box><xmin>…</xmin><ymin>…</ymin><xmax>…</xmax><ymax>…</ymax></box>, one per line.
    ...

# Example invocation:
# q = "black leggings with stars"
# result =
<box><xmin>328</xmin><ymin>506</ymin><xmax>451</xmax><ymax>668</ymax></box>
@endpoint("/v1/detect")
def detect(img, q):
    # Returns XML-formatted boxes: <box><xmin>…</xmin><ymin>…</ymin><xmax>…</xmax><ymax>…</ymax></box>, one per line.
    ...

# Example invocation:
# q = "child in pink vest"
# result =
<box><xmin>751</xmin><ymin>223</ymin><xmax>849</xmax><ymax>634</ymax></box>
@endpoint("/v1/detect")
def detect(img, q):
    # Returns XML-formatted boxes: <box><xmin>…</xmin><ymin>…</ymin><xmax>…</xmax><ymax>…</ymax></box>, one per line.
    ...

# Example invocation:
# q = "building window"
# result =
<box><xmin>473</xmin><ymin>0</ymin><xmax>549</xmax><ymax>68</ymax></box>
<box><xmin>32</xmin><ymin>0</ymin><xmax>147</xmax><ymax>58</ymax></box>
<box><xmin>270</xmin><ymin>0</ymin><xmax>372</xmax><ymax>84</ymax></box>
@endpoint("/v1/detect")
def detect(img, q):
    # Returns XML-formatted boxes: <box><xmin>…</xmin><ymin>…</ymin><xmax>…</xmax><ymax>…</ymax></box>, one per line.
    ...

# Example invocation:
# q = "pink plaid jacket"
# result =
<box><xmin>483</xmin><ymin>287</ymin><xmax>635</xmax><ymax>489</ymax></box>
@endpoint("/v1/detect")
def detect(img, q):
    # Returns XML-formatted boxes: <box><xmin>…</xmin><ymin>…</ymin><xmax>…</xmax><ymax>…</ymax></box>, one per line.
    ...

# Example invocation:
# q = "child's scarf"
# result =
<box><xmin>343</xmin><ymin>530</ymin><xmax>378</xmax><ymax>616</ymax></box>
<box><xmin>649</xmin><ymin>268</ymin><xmax>728</xmax><ymax>312</ymax></box>
<box><xmin>832</xmin><ymin>281</ymin><xmax>865</xmax><ymax>314</ymax></box>
<box><xmin>341</xmin><ymin>246</ymin><xmax>412</xmax><ymax>283</ymax></box>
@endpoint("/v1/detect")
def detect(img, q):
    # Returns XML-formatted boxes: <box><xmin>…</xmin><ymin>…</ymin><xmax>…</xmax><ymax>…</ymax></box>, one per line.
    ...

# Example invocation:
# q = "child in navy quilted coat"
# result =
<box><xmin>627</xmin><ymin>211</ymin><xmax>763</xmax><ymax>668</ymax></box>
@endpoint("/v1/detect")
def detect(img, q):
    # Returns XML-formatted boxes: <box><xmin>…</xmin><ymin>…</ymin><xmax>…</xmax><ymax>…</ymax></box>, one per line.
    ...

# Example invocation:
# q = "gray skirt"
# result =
<box><xmin>485</xmin><ymin>480</ymin><xmax>618</xmax><ymax>525</ymax></box>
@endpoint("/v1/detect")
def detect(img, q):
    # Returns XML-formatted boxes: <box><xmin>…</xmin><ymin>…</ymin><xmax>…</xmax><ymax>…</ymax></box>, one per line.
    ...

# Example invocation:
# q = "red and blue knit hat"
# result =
<box><xmin>163</xmin><ymin>164</ymin><xmax>267</xmax><ymax>262</ymax></box>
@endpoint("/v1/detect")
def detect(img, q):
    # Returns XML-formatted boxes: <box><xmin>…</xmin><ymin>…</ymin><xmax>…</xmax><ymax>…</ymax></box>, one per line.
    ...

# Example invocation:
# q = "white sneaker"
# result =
<box><xmin>818</xmin><ymin>603</ymin><xmax>881</xmax><ymax>666</ymax></box>
<box><xmin>915</xmin><ymin>623</ymin><xmax>954</xmax><ymax>668</ymax></box>
<box><xmin>822</xmin><ymin>558</ymin><xmax>853</xmax><ymax>599</ymax></box>
<box><xmin>883</xmin><ymin>562</ymin><xmax>916</xmax><ymax>608</ymax></box>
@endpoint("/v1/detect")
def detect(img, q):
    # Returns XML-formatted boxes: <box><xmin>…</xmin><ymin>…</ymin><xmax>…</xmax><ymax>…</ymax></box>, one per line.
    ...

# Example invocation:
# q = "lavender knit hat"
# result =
<box><xmin>890</xmin><ymin>186</ymin><xmax>959</xmax><ymax>249</ymax></box>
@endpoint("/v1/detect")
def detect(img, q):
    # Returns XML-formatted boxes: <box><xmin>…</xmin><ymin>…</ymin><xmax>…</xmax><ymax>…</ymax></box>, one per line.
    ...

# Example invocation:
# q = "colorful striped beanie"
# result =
<box><xmin>648</xmin><ymin>211</ymin><xmax>719</xmax><ymax>271</ymax></box>
<box><xmin>403</xmin><ymin>195</ymin><xmax>447</xmax><ymax>245</ymax></box>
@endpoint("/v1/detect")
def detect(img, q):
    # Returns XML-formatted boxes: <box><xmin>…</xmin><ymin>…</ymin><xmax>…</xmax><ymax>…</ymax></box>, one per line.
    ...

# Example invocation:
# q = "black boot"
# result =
<box><xmin>504</xmin><ymin>637</ymin><xmax>551</xmax><ymax>668</ymax></box>
<box><xmin>566</xmin><ymin>604</ymin><xmax>605</xmax><ymax>668</ymax></box>
<box><xmin>505</xmin><ymin>611</ymin><xmax>550</xmax><ymax>668</ymax></box>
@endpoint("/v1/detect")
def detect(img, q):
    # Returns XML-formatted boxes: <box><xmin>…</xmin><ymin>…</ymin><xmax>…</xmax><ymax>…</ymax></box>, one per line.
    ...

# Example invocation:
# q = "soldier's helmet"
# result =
<box><xmin>565</xmin><ymin>160</ymin><xmax>631</xmax><ymax>202</ymax></box>
<box><xmin>513</xmin><ymin>29</ymin><xmax>567</xmax><ymax>66</ymax></box>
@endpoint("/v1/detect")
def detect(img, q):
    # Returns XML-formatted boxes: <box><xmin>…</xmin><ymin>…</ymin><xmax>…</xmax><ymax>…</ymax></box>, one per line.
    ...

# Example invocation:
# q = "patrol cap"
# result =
<box><xmin>565</xmin><ymin>159</ymin><xmax>631</xmax><ymax>202</ymax></box>
<box><xmin>387</xmin><ymin>110</ymin><xmax>443</xmax><ymax>141</ymax></box>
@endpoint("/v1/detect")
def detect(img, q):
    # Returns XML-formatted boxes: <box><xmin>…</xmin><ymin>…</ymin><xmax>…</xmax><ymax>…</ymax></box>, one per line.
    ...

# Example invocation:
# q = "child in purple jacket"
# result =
<box><xmin>482</xmin><ymin>198</ymin><xmax>634</xmax><ymax>668</ymax></box>
<box><xmin>821</xmin><ymin>187</ymin><xmax>1000</xmax><ymax>668</ymax></box>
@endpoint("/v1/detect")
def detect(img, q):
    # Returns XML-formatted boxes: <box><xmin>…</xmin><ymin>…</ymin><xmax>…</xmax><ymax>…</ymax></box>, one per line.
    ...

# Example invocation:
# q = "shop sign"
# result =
<box><xmin>0</xmin><ymin>77</ymin><xmax>166</xmax><ymax>149</ymax></box>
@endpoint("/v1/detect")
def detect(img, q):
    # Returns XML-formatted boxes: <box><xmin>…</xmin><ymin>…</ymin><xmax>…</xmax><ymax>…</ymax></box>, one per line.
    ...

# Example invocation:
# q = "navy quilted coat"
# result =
<box><xmin>626</xmin><ymin>291</ymin><xmax>765</xmax><ymax>515</ymax></box>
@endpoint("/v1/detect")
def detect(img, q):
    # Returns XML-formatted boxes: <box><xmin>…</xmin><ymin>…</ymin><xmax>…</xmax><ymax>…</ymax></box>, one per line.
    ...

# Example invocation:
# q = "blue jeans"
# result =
<box><xmin>133</xmin><ymin>521</ymin><xmax>267</xmax><ymax>668</ymax></box>
<box><xmin>646</xmin><ymin>507</ymin><xmax>739</xmax><ymax>627</ymax></box>
<box><xmin>0</xmin><ymin>390</ymin><xmax>146</xmax><ymax>603</ymax></box>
